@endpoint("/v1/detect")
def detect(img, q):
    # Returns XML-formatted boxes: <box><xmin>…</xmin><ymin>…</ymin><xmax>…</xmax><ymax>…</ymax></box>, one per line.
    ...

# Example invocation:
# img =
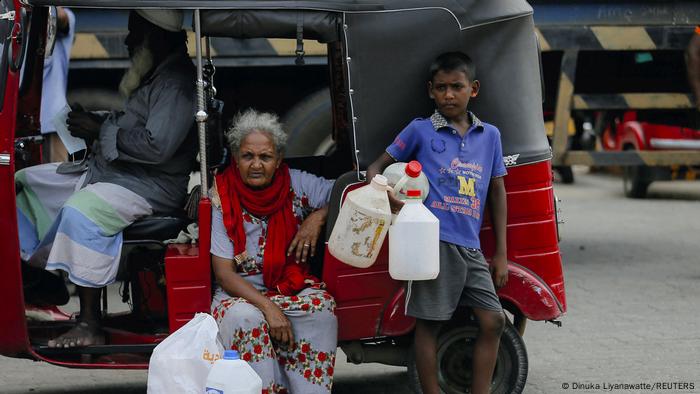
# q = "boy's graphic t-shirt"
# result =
<box><xmin>386</xmin><ymin>111</ymin><xmax>507</xmax><ymax>249</ymax></box>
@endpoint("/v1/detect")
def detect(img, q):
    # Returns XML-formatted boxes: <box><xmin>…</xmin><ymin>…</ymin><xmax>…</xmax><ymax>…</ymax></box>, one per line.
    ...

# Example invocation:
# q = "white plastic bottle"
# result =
<box><xmin>328</xmin><ymin>174</ymin><xmax>392</xmax><ymax>268</ymax></box>
<box><xmin>382</xmin><ymin>160</ymin><xmax>429</xmax><ymax>201</ymax></box>
<box><xmin>388</xmin><ymin>190</ymin><xmax>440</xmax><ymax>280</ymax></box>
<box><xmin>205</xmin><ymin>350</ymin><xmax>262</xmax><ymax>394</ymax></box>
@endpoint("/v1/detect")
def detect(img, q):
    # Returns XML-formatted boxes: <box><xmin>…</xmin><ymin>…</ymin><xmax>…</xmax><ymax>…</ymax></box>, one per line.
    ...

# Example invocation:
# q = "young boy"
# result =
<box><xmin>367</xmin><ymin>51</ymin><xmax>508</xmax><ymax>394</ymax></box>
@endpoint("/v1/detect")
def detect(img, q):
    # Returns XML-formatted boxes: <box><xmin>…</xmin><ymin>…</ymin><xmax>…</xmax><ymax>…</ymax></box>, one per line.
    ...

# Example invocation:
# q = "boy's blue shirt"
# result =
<box><xmin>386</xmin><ymin>110</ymin><xmax>507</xmax><ymax>249</ymax></box>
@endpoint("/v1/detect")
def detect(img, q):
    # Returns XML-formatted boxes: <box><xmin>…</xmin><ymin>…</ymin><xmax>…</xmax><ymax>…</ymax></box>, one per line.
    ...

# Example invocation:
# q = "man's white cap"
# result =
<box><xmin>135</xmin><ymin>9</ymin><xmax>184</xmax><ymax>32</ymax></box>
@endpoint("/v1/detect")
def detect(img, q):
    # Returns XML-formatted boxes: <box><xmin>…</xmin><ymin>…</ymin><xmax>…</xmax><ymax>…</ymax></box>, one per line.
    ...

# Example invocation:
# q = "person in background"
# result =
<box><xmin>41</xmin><ymin>7</ymin><xmax>75</xmax><ymax>163</ymax></box>
<box><xmin>687</xmin><ymin>26</ymin><xmax>700</xmax><ymax>111</ymax></box>
<box><xmin>16</xmin><ymin>9</ymin><xmax>196</xmax><ymax>348</ymax></box>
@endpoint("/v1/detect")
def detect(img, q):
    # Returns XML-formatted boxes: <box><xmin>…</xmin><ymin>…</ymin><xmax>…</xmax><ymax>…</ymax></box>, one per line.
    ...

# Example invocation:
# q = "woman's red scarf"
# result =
<box><xmin>215</xmin><ymin>163</ymin><xmax>317</xmax><ymax>295</ymax></box>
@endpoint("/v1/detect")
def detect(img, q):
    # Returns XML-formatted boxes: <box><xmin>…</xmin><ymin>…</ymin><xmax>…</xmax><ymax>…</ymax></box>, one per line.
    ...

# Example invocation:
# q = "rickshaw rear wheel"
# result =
<box><xmin>282</xmin><ymin>88</ymin><xmax>333</xmax><ymax>156</ymax></box>
<box><xmin>407</xmin><ymin>319</ymin><xmax>528</xmax><ymax>394</ymax></box>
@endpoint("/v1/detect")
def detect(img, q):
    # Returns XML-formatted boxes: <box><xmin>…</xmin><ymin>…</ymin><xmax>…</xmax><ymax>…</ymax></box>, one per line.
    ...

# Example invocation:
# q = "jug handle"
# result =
<box><xmin>391</xmin><ymin>177</ymin><xmax>406</xmax><ymax>197</ymax></box>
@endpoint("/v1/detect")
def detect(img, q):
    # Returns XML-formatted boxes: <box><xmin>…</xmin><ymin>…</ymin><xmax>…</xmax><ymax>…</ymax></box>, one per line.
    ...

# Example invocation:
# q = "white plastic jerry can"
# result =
<box><xmin>388</xmin><ymin>189</ymin><xmax>440</xmax><ymax>280</ymax></box>
<box><xmin>382</xmin><ymin>160</ymin><xmax>430</xmax><ymax>201</ymax></box>
<box><xmin>205</xmin><ymin>350</ymin><xmax>262</xmax><ymax>394</ymax></box>
<box><xmin>328</xmin><ymin>174</ymin><xmax>392</xmax><ymax>268</ymax></box>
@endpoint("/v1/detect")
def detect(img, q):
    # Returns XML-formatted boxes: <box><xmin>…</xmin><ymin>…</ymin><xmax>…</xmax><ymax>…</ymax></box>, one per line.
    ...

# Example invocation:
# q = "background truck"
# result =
<box><xmin>532</xmin><ymin>0</ymin><xmax>700</xmax><ymax>196</ymax></box>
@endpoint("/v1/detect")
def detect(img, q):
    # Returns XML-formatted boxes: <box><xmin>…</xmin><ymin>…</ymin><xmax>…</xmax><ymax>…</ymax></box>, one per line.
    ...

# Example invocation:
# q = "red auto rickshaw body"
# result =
<box><xmin>324</xmin><ymin>160</ymin><xmax>565</xmax><ymax>342</ymax></box>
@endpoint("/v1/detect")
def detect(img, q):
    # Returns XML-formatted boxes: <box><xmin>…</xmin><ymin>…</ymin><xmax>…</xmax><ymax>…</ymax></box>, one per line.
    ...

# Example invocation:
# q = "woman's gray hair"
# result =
<box><xmin>226</xmin><ymin>109</ymin><xmax>288</xmax><ymax>156</ymax></box>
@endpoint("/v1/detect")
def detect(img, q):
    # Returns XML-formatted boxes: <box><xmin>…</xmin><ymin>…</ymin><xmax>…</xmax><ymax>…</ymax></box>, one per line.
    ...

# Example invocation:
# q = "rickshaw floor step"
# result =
<box><xmin>33</xmin><ymin>343</ymin><xmax>156</xmax><ymax>355</ymax></box>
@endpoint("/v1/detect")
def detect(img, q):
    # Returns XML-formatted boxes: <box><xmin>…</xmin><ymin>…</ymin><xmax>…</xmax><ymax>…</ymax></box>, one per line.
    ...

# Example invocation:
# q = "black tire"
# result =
<box><xmin>555</xmin><ymin>166</ymin><xmax>575</xmax><ymax>184</ymax></box>
<box><xmin>67</xmin><ymin>88</ymin><xmax>124</xmax><ymax>112</ymax></box>
<box><xmin>281</xmin><ymin>88</ymin><xmax>333</xmax><ymax>156</ymax></box>
<box><xmin>622</xmin><ymin>147</ymin><xmax>651</xmax><ymax>199</ymax></box>
<box><xmin>407</xmin><ymin>320</ymin><xmax>528</xmax><ymax>394</ymax></box>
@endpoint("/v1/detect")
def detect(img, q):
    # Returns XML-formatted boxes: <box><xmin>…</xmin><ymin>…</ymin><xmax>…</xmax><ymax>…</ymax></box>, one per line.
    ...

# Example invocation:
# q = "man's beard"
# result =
<box><xmin>119</xmin><ymin>41</ymin><xmax>154</xmax><ymax>98</ymax></box>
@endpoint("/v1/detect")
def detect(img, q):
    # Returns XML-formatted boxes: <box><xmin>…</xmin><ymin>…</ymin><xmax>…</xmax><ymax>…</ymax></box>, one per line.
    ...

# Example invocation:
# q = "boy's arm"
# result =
<box><xmin>488</xmin><ymin>176</ymin><xmax>508</xmax><ymax>288</ymax></box>
<box><xmin>367</xmin><ymin>152</ymin><xmax>404</xmax><ymax>213</ymax></box>
<box><xmin>367</xmin><ymin>152</ymin><xmax>396</xmax><ymax>182</ymax></box>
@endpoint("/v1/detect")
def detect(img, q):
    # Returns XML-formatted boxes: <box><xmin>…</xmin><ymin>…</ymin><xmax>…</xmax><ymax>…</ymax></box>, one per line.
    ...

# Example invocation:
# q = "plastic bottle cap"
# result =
<box><xmin>223</xmin><ymin>350</ymin><xmax>240</xmax><ymax>360</ymax></box>
<box><xmin>406</xmin><ymin>189</ymin><xmax>422</xmax><ymax>198</ymax></box>
<box><xmin>371</xmin><ymin>174</ymin><xmax>388</xmax><ymax>187</ymax></box>
<box><xmin>405</xmin><ymin>161</ymin><xmax>422</xmax><ymax>178</ymax></box>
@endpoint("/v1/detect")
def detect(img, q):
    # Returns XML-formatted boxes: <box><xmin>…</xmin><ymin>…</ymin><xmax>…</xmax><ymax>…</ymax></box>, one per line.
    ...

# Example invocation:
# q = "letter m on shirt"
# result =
<box><xmin>457</xmin><ymin>176</ymin><xmax>476</xmax><ymax>197</ymax></box>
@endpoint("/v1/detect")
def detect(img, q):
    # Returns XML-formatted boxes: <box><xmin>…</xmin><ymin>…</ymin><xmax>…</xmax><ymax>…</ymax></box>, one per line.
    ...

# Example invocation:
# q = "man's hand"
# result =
<box><xmin>67</xmin><ymin>104</ymin><xmax>103</xmax><ymax>144</ymax></box>
<box><xmin>491</xmin><ymin>254</ymin><xmax>509</xmax><ymax>289</ymax></box>
<box><xmin>261</xmin><ymin>303</ymin><xmax>294</xmax><ymax>346</ymax></box>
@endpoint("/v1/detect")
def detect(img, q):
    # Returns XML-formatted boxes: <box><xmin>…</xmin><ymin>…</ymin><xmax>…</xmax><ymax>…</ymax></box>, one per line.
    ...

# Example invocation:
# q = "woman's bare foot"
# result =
<box><xmin>47</xmin><ymin>320</ymin><xmax>105</xmax><ymax>348</ymax></box>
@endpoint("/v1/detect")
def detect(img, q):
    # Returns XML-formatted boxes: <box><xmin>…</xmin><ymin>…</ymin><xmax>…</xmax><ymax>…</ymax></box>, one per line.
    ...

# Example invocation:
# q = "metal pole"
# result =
<box><xmin>194</xmin><ymin>9</ymin><xmax>209</xmax><ymax>194</ymax></box>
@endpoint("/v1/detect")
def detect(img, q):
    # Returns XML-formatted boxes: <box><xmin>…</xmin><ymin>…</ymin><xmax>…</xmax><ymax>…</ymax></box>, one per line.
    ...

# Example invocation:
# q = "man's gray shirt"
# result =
<box><xmin>86</xmin><ymin>50</ymin><xmax>196</xmax><ymax>214</ymax></box>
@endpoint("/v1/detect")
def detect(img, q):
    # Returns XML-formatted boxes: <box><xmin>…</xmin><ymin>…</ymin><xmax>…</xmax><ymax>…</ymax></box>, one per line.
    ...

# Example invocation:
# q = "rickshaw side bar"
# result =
<box><xmin>194</xmin><ymin>9</ymin><xmax>208</xmax><ymax>194</ymax></box>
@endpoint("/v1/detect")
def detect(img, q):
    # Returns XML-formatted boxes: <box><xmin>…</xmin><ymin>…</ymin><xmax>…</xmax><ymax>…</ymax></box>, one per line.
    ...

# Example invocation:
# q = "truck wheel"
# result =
<box><xmin>67</xmin><ymin>88</ymin><xmax>124</xmax><ymax>111</ymax></box>
<box><xmin>281</xmin><ymin>89</ymin><xmax>333</xmax><ymax>157</ymax></box>
<box><xmin>407</xmin><ymin>320</ymin><xmax>528</xmax><ymax>394</ymax></box>
<box><xmin>623</xmin><ymin>165</ymin><xmax>651</xmax><ymax>198</ymax></box>
<box><xmin>622</xmin><ymin>147</ymin><xmax>651</xmax><ymax>198</ymax></box>
<box><xmin>555</xmin><ymin>166</ymin><xmax>575</xmax><ymax>184</ymax></box>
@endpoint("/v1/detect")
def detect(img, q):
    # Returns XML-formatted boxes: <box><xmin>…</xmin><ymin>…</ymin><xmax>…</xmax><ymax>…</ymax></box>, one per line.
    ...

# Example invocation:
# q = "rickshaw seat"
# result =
<box><xmin>325</xmin><ymin>171</ymin><xmax>363</xmax><ymax>241</ymax></box>
<box><xmin>123</xmin><ymin>214</ymin><xmax>190</xmax><ymax>242</ymax></box>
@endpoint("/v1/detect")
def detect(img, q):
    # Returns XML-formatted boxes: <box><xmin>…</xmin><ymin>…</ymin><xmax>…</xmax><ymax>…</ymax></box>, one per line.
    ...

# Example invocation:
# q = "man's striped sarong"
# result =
<box><xmin>16</xmin><ymin>163</ymin><xmax>152</xmax><ymax>288</ymax></box>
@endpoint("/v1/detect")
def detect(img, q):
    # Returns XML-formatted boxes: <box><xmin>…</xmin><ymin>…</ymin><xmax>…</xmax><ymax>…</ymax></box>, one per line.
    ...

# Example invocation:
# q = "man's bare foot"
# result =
<box><xmin>47</xmin><ymin>321</ymin><xmax>105</xmax><ymax>348</ymax></box>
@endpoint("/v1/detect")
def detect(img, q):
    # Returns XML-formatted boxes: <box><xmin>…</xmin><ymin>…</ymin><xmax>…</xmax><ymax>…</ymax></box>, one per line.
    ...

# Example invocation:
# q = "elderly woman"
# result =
<box><xmin>210</xmin><ymin>109</ymin><xmax>337</xmax><ymax>394</ymax></box>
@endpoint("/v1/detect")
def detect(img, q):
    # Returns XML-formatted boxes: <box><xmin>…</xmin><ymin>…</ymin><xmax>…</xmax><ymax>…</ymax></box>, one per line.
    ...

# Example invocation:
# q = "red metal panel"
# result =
<box><xmin>497</xmin><ymin>262</ymin><xmax>564</xmax><ymax>321</ymax></box>
<box><xmin>165</xmin><ymin>199</ymin><xmax>212</xmax><ymax>332</ymax></box>
<box><xmin>378</xmin><ymin>287</ymin><xmax>415</xmax><ymax>337</ymax></box>
<box><xmin>323</xmin><ymin>243</ymin><xmax>403</xmax><ymax>341</ymax></box>
<box><xmin>0</xmin><ymin>0</ymin><xmax>30</xmax><ymax>358</ymax></box>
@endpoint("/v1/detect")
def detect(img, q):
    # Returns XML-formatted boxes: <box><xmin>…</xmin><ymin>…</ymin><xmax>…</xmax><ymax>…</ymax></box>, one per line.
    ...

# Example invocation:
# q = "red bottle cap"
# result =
<box><xmin>406</xmin><ymin>189</ymin><xmax>422</xmax><ymax>198</ymax></box>
<box><xmin>405</xmin><ymin>160</ymin><xmax>422</xmax><ymax>178</ymax></box>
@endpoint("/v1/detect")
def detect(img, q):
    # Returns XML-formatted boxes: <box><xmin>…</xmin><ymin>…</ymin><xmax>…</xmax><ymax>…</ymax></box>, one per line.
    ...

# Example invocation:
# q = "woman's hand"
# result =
<box><xmin>287</xmin><ymin>206</ymin><xmax>328</xmax><ymax>263</ymax></box>
<box><xmin>261</xmin><ymin>303</ymin><xmax>294</xmax><ymax>346</ymax></box>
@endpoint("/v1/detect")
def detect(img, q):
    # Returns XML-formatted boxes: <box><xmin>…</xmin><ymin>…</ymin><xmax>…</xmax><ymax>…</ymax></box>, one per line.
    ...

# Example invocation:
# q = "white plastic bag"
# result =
<box><xmin>147</xmin><ymin>313</ymin><xmax>224</xmax><ymax>394</ymax></box>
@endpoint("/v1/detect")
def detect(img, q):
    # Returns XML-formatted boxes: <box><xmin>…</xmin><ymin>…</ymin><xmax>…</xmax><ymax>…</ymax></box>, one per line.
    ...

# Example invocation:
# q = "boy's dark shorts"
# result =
<box><xmin>406</xmin><ymin>241</ymin><xmax>502</xmax><ymax>321</ymax></box>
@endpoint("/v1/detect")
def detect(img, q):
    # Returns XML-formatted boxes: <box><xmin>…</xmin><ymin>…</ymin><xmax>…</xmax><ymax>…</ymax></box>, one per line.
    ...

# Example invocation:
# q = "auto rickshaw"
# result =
<box><xmin>0</xmin><ymin>1</ymin><xmax>566</xmax><ymax>393</ymax></box>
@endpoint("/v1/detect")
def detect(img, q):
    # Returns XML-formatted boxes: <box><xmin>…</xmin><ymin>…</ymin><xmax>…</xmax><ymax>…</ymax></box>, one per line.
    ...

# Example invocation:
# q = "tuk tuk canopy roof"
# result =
<box><xmin>28</xmin><ymin>1</ymin><xmax>533</xmax><ymax>31</ymax></box>
<box><xmin>28</xmin><ymin>0</ymin><xmax>549</xmax><ymax>168</ymax></box>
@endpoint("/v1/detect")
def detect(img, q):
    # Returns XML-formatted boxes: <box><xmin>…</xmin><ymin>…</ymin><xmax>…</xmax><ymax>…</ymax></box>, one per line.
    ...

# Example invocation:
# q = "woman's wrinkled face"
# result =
<box><xmin>235</xmin><ymin>130</ymin><xmax>282</xmax><ymax>189</ymax></box>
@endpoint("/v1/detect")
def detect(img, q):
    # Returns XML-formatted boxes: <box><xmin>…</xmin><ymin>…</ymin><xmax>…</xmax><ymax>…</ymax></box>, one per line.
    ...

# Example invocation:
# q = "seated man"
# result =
<box><xmin>15</xmin><ymin>9</ymin><xmax>196</xmax><ymax>348</ymax></box>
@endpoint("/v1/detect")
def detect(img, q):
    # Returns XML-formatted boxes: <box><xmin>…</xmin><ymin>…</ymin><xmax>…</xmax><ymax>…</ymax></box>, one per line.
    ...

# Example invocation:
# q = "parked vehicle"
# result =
<box><xmin>601</xmin><ymin>110</ymin><xmax>700</xmax><ymax>197</ymax></box>
<box><xmin>1</xmin><ymin>1</ymin><xmax>566</xmax><ymax>393</ymax></box>
<box><xmin>532</xmin><ymin>0</ymin><xmax>700</xmax><ymax>194</ymax></box>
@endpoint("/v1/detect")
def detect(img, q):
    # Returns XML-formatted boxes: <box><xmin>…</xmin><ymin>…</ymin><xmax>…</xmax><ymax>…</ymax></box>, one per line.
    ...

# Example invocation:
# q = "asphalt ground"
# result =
<box><xmin>1</xmin><ymin>168</ymin><xmax>699</xmax><ymax>393</ymax></box>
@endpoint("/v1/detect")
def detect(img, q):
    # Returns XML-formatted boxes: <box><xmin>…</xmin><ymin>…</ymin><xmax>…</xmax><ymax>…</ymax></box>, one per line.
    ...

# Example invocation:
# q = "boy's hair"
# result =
<box><xmin>429</xmin><ymin>51</ymin><xmax>476</xmax><ymax>82</ymax></box>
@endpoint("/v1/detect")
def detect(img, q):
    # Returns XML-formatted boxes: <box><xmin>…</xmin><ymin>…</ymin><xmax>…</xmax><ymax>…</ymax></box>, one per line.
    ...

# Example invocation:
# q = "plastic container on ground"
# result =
<box><xmin>382</xmin><ymin>160</ymin><xmax>429</xmax><ymax>201</ymax></box>
<box><xmin>388</xmin><ymin>189</ymin><xmax>440</xmax><ymax>280</ymax></box>
<box><xmin>205</xmin><ymin>350</ymin><xmax>262</xmax><ymax>394</ymax></box>
<box><xmin>328</xmin><ymin>174</ymin><xmax>392</xmax><ymax>268</ymax></box>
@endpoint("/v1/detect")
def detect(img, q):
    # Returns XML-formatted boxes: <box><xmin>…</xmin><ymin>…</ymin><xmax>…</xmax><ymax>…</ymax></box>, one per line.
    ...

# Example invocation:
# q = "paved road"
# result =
<box><xmin>2</xmin><ymin>170</ymin><xmax>699</xmax><ymax>393</ymax></box>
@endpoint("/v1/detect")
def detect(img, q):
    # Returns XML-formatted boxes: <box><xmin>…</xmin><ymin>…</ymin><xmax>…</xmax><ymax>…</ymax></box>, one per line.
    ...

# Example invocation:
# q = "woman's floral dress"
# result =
<box><xmin>210</xmin><ymin>169</ymin><xmax>337</xmax><ymax>394</ymax></box>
